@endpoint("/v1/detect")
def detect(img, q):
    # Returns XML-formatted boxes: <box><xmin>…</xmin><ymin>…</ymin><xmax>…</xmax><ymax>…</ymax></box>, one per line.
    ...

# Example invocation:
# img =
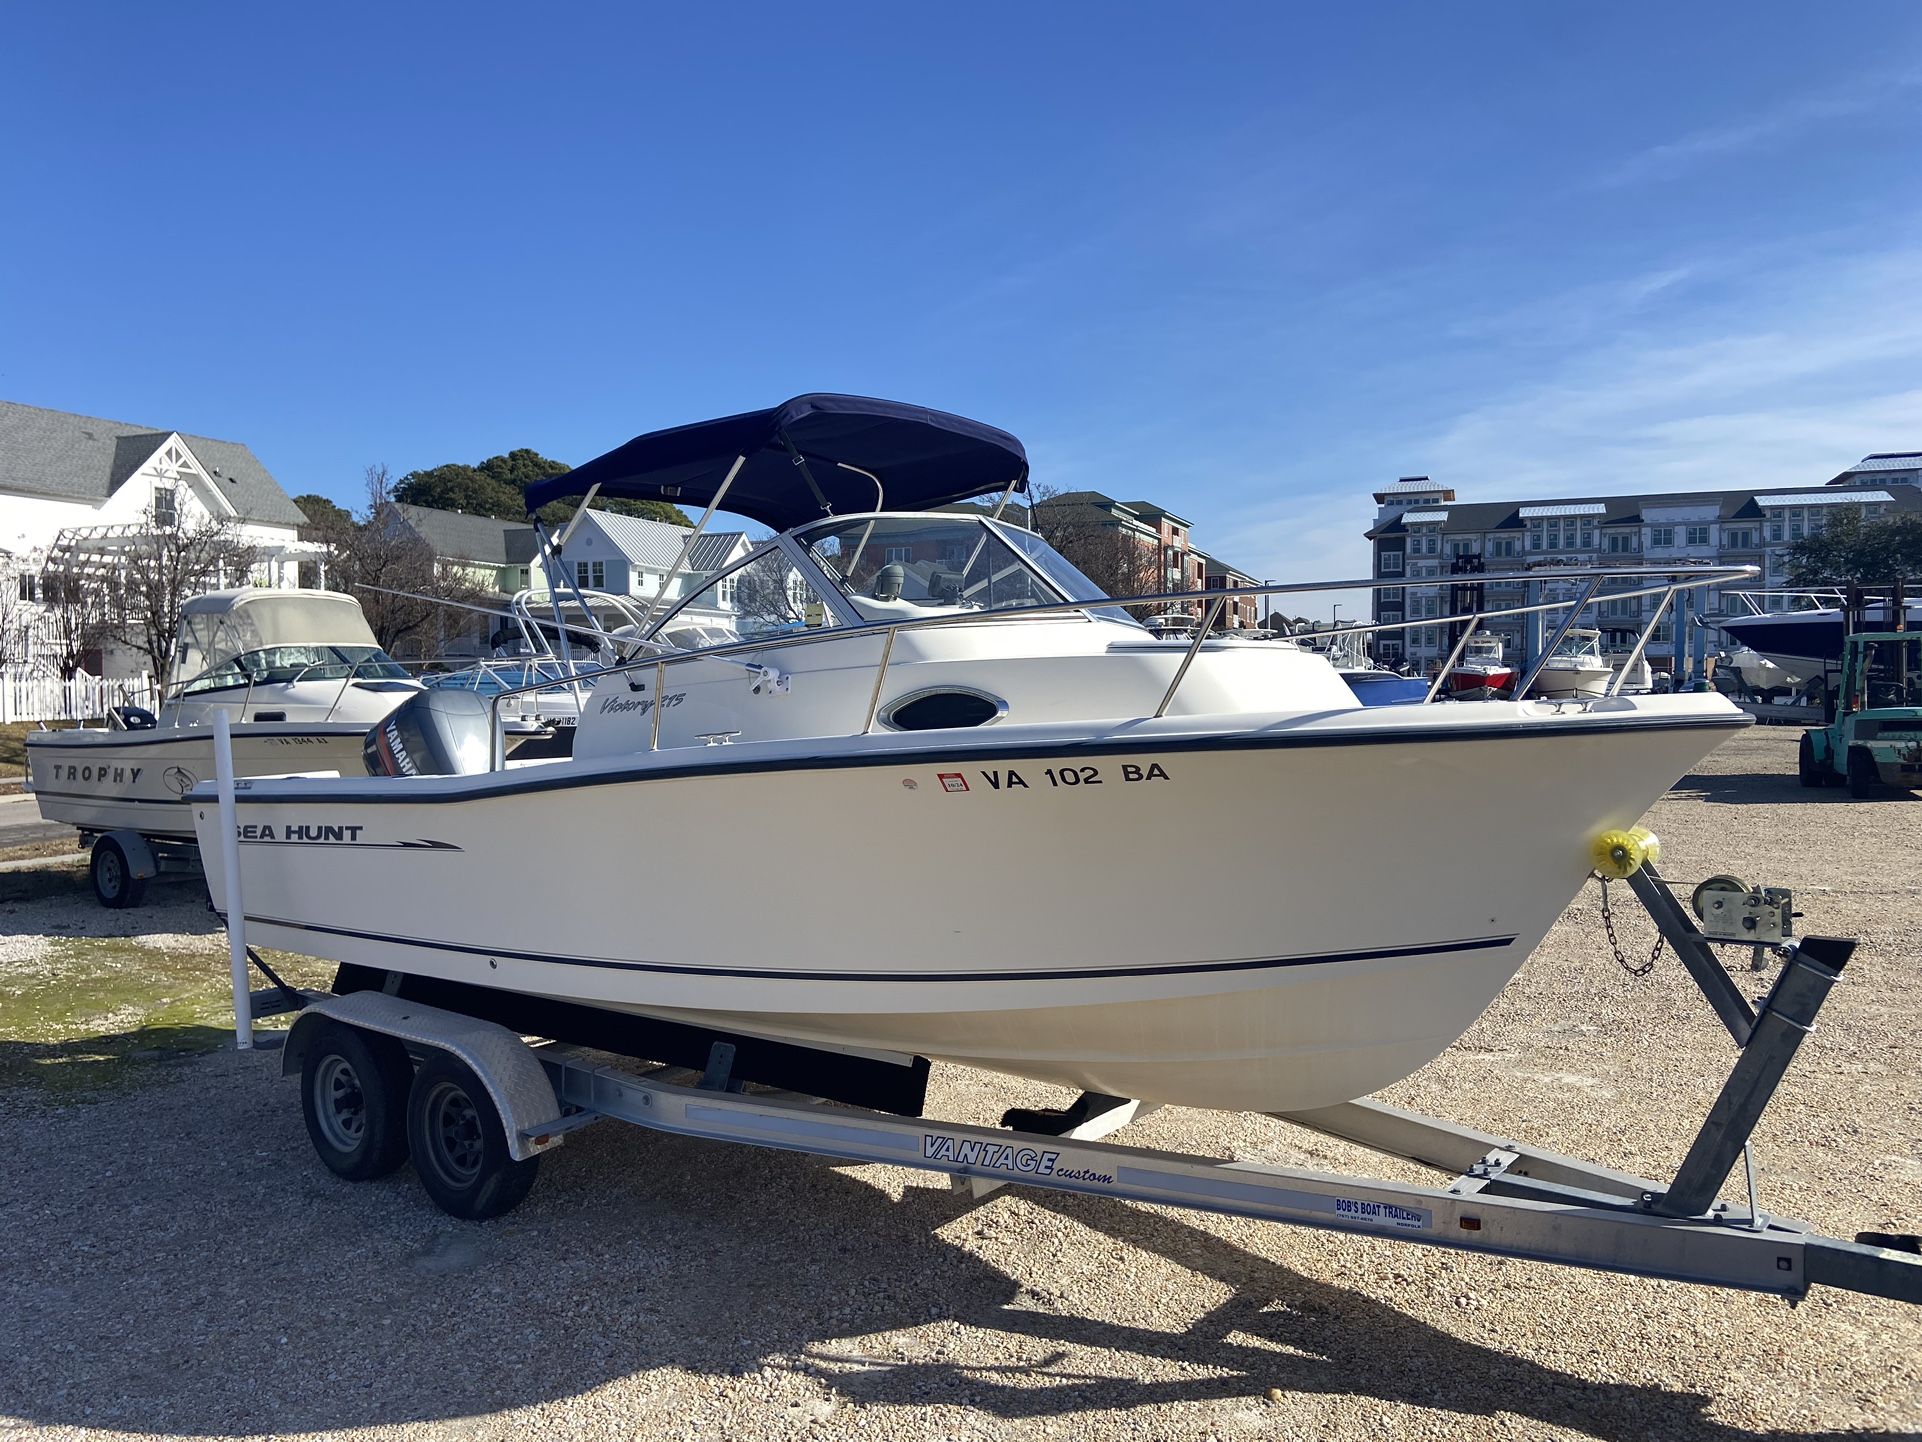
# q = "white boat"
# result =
<box><xmin>1605</xmin><ymin>648</ymin><xmax>1654</xmax><ymax>694</ymax></box>
<box><xmin>1527</xmin><ymin>628</ymin><xmax>1615</xmax><ymax>700</ymax></box>
<box><xmin>27</xmin><ymin>589</ymin><xmax>421</xmax><ymax>851</ymax></box>
<box><xmin>190</xmin><ymin>395</ymin><xmax>1749</xmax><ymax>1113</ymax></box>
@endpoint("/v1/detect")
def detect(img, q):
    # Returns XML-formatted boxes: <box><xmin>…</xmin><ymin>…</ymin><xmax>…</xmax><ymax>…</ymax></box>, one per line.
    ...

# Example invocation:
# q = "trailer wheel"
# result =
<box><xmin>301</xmin><ymin>1021</ymin><xmax>413</xmax><ymax>1181</ymax></box>
<box><xmin>1798</xmin><ymin>732</ymin><xmax>1829</xmax><ymax>789</ymax></box>
<box><xmin>406</xmin><ymin>1051</ymin><xmax>539</xmax><ymax>1220</ymax></box>
<box><xmin>89</xmin><ymin>835</ymin><xmax>146</xmax><ymax>909</ymax></box>
<box><xmin>1847</xmin><ymin>745</ymin><xmax>1882</xmax><ymax>800</ymax></box>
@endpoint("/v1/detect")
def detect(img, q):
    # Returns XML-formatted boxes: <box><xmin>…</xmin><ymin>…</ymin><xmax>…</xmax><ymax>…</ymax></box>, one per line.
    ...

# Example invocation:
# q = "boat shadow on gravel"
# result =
<box><xmin>1662</xmin><ymin>769</ymin><xmax>1916</xmax><ymax>806</ymax></box>
<box><xmin>0</xmin><ymin>1066</ymin><xmax>1880</xmax><ymax>1442</ymax></box>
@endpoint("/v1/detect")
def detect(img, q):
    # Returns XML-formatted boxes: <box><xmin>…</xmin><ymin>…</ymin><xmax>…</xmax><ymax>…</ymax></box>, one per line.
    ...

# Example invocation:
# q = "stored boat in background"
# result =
<box><xmin>1527</xmin><ymin>628</ymin><xmax>1614</xmax><ymax>700</ymax></box>
<box><xmin>1443</xmin><ymin>633</ymin><xmax>1516</xmax><ymax>699</ymax></box>
<box><xmin>27</xmin><ymin>589</ymin><xmax>421</xmax><ymax>905</ymax></box>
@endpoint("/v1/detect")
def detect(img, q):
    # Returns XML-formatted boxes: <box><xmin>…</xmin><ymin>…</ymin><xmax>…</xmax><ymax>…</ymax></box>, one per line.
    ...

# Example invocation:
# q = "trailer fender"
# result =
<box><xmin>104</xmin><ymin>829</ymin><xmax>159</xmax><ymax>881</ymax></box>
<box><xmin>282</xmin><ymin>991</ymin><xmax>566</xmax><ymax>1161</ymax></box>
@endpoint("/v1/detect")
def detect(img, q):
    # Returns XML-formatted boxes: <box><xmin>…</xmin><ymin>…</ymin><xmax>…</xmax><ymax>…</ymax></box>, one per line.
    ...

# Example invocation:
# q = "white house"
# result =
<box><xmin>553</xmin><ymin>509</ymin><xmax>752</xmax><ymax>609</ymax></box>
<box><xmin>0</xmin><ymin>399</ymin><xmax>316</xmax><ymax>680</ymax></box>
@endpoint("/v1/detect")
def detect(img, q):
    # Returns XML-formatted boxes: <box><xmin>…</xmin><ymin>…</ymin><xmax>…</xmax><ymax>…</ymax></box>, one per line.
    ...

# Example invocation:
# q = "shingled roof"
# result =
<box><xmin>0</xmin><ymin>399</ymin><xmax>308</xmax><ymax>528</ymax></box>
<box><xmin>391</xmin><ymin>503</ymin><xmax>537</xmax><ymax>566</ymax></box>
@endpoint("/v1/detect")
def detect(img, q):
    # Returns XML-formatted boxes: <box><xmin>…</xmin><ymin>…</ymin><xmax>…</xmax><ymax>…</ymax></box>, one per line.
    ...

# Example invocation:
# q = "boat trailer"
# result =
<box><xmin>231</xmin><ymin>880</ymin><xmax>1921</xmax><ymax>1309</ymax></box>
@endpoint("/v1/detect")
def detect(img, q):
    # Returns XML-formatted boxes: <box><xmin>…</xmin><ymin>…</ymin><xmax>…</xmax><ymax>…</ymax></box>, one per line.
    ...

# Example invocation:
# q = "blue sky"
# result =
<box><xmin>4</xmin><ymin>4</ymin><xmax>1919</xmax><ymax>601</ymax></box>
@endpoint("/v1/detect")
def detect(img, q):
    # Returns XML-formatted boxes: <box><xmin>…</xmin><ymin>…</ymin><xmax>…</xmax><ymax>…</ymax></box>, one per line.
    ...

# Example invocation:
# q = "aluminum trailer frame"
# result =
<box><xmin>262</xmin><ymin>910</ymin><xmax>1921</xmax><ymax>1306</ymax></box>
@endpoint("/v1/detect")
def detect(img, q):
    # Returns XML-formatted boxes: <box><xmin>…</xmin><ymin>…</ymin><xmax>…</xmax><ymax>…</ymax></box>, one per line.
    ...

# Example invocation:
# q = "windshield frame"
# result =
<box><xmin>640</xmin><ymin>512</ymin><xmax>1131</xmax><ymax>650</ymax></box>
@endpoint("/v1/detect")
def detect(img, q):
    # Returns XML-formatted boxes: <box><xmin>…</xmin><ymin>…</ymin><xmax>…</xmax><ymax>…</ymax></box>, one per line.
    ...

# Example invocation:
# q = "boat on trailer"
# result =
<box><xmin>27</xmin><ymin>588</ymin><xmax>421</xmax><ymax>905</ymax></box>
<box><xmin>192</xmin><ymin>394</ymin><xmax>1761</xmax><ymax>1114</ymax></box>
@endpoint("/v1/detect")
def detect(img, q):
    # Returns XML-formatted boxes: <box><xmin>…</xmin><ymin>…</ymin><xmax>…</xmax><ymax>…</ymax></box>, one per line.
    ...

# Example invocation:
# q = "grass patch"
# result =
<box><xmin>0</xmin><ymin>930</ymin><xmax>334</xmax><ymax>1096</ymax></box>
<box><xmin>1</xmin><ymin>718</ymin><xmax>86</xmax><ymax>779</ymax></box>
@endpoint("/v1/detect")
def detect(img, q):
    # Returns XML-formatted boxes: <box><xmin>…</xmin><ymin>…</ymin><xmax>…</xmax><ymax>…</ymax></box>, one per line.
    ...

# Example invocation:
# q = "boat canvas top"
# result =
<box><xmin>173</xmin><ymin>589</ymin><xmax>381</xmax><ymax>689</ymax></box>
<box><xmin>524</xmin><ymin>394</ymin><xmax>1029</xmax><ymax>532</ymax></box>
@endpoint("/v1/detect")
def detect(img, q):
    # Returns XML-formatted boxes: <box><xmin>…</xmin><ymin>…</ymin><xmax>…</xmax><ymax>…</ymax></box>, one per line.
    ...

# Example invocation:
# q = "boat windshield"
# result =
<box><xmin>800</xmin><ymin>516</ymin><xmax>1060</xmax><ymax>615</ymax></box>
<box><xmin>1548</xmin><ymin>631</ymin><xmax>1602</xmax><ymax>660</ymax></box>
<box><xmin>177</xmin><ymin>644</ymin><xmax>411</xmax><ymax>696</ymax></box>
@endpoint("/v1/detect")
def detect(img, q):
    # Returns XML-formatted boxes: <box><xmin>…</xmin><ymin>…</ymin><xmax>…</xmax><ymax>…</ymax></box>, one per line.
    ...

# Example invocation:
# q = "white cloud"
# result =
<box><xmin>1421</xmin><ymin>241</ymin><xmax>1922</xmax><ymax>500</ymax></box>
<box><xmin>1591</xmin><ymin>70</ymin><xmax>1922</xmax><ymax>188</ymax></box>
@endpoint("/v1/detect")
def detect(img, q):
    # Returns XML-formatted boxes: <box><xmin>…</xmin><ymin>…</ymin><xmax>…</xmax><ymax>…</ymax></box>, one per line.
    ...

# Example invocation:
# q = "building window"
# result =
<box><xmin>1649</xmin><ymin>527</ymin><xmax>1674</xmax><ymax>548</ymax></box>
<box><xmin>1723</xmin><ymin>529</ymin><xmax>1753</xmax><ymax>550</ymax></box>
<box><xmin>883</xmin><ymin>545</ymin><xmax>911</xmax><ymax>564</ymax></box>
<box><xmin>153</xmin><ymin>484</ymin><xmax>179</xmax><ymax>529</ymax></box>
<box><xmin>518</xmin><ymin>567</ymin><xmax>531</xmax><ymax>589</ymax></box>
<box><xmin>1487</xmin><ymin>536</ymin><xmax>1518</xmax><ymax>558</ymax></box>
<box><xmin>1379</xmin><ymin>551</ymin><xmax>1403</xmax><ymax>575</ymax></box>
<box><xmin>1529</xmin><ymin>526</ymin><xmax>1542</xmax><ymax>551</ymax></box>
<box><xmin>575</xmin><ymin>560</ymin><xmax>605</xmax><ymax>590</ymax></box>
<box><xmin>17</xmin><ymin>573</ymin><xmax>38</xmax><ymax>603</ymax></box>
<box><xmin>1685</xmin><ymin>525</ymin><xmax>1710</xmax><ymax>547</ymax></box>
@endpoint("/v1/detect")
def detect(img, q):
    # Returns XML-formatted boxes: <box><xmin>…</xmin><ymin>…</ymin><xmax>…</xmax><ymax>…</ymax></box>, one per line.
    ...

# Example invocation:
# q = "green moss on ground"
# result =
<box><xmin>0</xmin><ymin>926</ymin><xmax>333</xmax><ymax>1096</ymax></box>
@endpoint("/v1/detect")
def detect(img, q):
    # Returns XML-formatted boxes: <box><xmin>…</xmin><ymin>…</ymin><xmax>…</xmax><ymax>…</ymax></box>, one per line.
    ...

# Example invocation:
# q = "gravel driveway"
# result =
<box><xmin>1</xmin><ymin>726</ymin><xmax>1917</xmax><ymax>1440</ymax></box>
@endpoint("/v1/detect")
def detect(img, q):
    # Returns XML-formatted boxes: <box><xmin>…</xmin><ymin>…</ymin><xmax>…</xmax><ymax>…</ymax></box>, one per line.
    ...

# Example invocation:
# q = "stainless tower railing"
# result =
<box><xmin>478</xmin><ymin>562</ymin><xmax>1758</xmax><ymax>768</ymax></box>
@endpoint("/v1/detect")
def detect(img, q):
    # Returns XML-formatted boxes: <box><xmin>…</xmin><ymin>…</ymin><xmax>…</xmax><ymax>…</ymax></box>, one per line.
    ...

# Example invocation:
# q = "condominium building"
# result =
<box><xmin>1363</xmin><ymin>459</ymin><xmax>1922</xmax><ymax>672</ymax></box>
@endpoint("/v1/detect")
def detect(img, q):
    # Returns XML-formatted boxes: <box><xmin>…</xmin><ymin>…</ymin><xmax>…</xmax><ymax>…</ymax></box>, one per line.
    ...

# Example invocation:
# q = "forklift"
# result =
<box><xmin>1798</xmin><ymin>595</ymin><xmax>1922</xmax><ymax>798</ymax></box>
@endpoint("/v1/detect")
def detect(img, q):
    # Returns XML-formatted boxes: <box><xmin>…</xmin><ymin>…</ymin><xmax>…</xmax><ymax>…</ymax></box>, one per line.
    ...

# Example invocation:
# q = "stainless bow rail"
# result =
<box><xmin>476</xmin><ymin>561</ymin><xmax>1758</xmax><ymax>766</ymax></box>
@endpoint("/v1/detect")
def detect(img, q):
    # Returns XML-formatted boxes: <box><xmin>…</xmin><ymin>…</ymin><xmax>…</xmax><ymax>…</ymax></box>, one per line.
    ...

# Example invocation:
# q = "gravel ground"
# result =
<box><xmin>0</xmin><ymin>726</ymin><xmax>1917</xmax><ymax>1441</ymax></box>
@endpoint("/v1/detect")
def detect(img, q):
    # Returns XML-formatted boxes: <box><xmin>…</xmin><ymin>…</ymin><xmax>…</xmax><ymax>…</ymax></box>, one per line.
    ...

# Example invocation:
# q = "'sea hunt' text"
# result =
<box><xmin>237</xmin><ymin>823</ymin><xmax>365</xmax><ymax>842</ymax></box>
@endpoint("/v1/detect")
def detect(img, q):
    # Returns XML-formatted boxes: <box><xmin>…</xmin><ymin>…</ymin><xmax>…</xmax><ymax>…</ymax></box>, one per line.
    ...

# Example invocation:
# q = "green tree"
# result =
<box><xmin>393</xmin><ymin>463</ymin><xmax>523</xmax><ymax>520</ymax></box>
<box><xmin>1783</xmin><ymin>506</ymin><xmax>1922</xmax><ymax>586</ymax></box>
<box><xmin>395</xmin><ymin>449</ymin><xmax>691</xmax><ymax>527</ymax></box>
<box><xmin>290</xmin><ymin>493</ymin><xmax>352</xmax><ymax>541</ymax></box>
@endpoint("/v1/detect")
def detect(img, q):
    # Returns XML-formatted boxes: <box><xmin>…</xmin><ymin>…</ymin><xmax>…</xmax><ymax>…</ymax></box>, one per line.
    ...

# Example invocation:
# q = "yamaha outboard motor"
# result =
<box><xmin>364</xmin><ymin>689</ymin><xmax>494</xmax><ymax>777</ymax></box>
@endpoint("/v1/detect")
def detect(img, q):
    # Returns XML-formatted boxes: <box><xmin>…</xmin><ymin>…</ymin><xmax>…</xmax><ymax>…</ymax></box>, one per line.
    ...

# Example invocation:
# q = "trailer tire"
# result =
<box><xmin>89</xmin><ymin>835</ymin><xmax>146</xmax><ymax>909</ymax></box>
<box><xmin>1847</xmin><ymin>745</ymin><xmax>1882</xmax><ymax>800</ymax></box>
<box><xmin>406</xmin><ymin>1051</ymin><xmax>539</xmax><ymax>1220</ymax></box>
<box><xmin>301</xmin><ymin>1021</ymin><xmax>413</xmax><ymax>1181</ymax></box>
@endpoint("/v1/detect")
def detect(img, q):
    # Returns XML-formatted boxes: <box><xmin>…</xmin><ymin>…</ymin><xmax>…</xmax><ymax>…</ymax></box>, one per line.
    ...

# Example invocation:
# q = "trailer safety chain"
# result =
<box><xmin>1596</xmin><ymin>874</ymin><xmax>1664</xmax><ymax>978</ymax></box>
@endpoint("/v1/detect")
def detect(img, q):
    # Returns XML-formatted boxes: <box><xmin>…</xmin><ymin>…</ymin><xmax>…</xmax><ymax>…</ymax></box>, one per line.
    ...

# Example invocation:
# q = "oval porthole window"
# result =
<box><xmin>883</xmin><ymin>689</ymin><xmax>1005</xmax><ymax>731</ymax></box>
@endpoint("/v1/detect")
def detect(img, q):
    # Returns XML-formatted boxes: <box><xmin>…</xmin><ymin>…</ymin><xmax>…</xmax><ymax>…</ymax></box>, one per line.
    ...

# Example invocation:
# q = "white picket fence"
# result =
<box><xmin>0</xmin><ymin>669</ymin><xmax>155</xmax><ymax>724</ymax></box>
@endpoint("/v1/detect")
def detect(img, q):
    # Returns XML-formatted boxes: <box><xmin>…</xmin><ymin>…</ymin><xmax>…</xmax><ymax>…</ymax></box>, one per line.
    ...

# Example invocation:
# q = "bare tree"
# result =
<box><xmin>331</xmin><ymin>464</ymin><xmax>490</xmax><ymax>654</ymax></box>
<box><xmin>38</xmin><ymin>569</ymin><xmax>120</xmax><ymax>682</ymax></box>
<box><xmin>0</xmin><ymin>553</ymin><xmax>28</xmax><ymax>671</ymax></box>
<box><xmin>1028</xmin><ymin>487</ymin><xmax>1173</xmax><ymax>614</ymax></box>
<box><xmin>116</xmin><ymin>517</ymin><xmax>261</xmax><ymax>685</ymax></box>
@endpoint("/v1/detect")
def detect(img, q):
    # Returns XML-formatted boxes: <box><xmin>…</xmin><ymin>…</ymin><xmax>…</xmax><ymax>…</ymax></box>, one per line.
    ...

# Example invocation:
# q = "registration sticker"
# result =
<box><xmin>938</xmin><ymin>773</ymin><xmax>969</xmax><ymax>793</ymax></box>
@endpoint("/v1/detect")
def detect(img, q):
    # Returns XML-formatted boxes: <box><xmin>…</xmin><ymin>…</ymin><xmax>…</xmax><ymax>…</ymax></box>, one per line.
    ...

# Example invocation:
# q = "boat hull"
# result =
<box><xmin>193</xmin><ymin>699</ymin><xmax>1744</xmax><ymax>1111</ymax></box>
<box><xmin>1720</xmin><ymin>604</ymin><xmax>1922</xmax><ymax>674</ymax></box>
<box><xmin>1446</xmin><ymin>665</ymin><xmax>1514</xmax><ymax>700</ymax></box>
<box><xmin>27</xmin><ymin>724</ymin><xmax>373</xmax><ymax>842</ymax></box>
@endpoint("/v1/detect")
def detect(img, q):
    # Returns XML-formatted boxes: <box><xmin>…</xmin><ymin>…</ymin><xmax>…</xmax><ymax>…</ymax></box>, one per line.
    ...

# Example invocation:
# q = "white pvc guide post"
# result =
<box><xmin>213</xmin><ymin>709</ymin><xmax>252</xmax><ymax>1050</ymax></box>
